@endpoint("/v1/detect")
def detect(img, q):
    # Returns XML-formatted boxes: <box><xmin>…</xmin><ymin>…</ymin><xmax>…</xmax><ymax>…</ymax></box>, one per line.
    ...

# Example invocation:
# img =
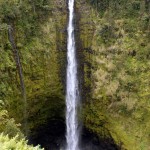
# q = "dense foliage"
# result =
<box><xmin>81</xmin><ymin>0</ymin><xmax>150</xmax><ymax>149</ymax></box>
<box><xmin>0</xmin><ymin>0</ymin><xmax>150</xmax><ymax>149</ymax></box>
<box><xmin>0</xmin><ymin>0</ymin><xmax>66</xmax><ymax>148</ymax></box>
<box><xmin>0</xmin><ymin>134</ymin><xmax>43</xmax><ymax>150</ymax></box>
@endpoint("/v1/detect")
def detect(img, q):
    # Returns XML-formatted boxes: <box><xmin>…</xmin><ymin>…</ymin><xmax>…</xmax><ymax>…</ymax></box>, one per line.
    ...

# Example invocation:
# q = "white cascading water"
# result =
<box><xmin>66</xmin><ymin>0</ymin><xmax>79</xmax><ymax>150</ymax></box>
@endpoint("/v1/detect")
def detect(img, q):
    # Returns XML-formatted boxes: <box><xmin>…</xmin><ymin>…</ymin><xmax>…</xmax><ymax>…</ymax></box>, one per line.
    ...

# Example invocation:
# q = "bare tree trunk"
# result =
<box><xmin>8</xmin><ymin>25</ymin><xmax>28</xmax><ymax>137</ymax></box>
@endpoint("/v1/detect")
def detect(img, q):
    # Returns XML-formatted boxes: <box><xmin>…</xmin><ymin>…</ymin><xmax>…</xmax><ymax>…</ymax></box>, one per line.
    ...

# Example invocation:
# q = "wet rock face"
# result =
<box><xmin>80</xmin><ymin>128</ymin><xmax>120</xmax><ymax>150</ymax></box>
<box><xmin>28</xmin><ymin>119</ymin><xmax>66</xmax><ymax>150</ymax></box>
<box><xmin>29</xmin><ymin>120</ymin><xmax>119</xmax><ymax>150</ymax></box>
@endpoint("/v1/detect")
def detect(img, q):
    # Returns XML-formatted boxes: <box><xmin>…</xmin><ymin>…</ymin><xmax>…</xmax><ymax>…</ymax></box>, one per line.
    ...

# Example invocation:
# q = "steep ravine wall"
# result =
<box><xmin>78</xmin><ymin>0</ymin><xmax>150</xmax><ymax>150</ymax></box>
<box><xmin>0</xmin><ymin>0</ymin><xmax>119</xmax><ymax>149</ymax></box>
<box><xmin>0</xmin><ymin>0</ymin><xmax>67</xmax><ymax>136</ymax></box>
<box><xmin>1</xmin><ymin>0</ymin><xmax>146</xmax><ymax>149</ymax></box>
<box><xmin>75</xmin><ymin>0</ymin><xmax>120</xmax><ymax>149</ymax></box>
<box><xmin>24</xmin><ymin>0</ymin><xmax>68</xmax><ymax>135</ymax></box>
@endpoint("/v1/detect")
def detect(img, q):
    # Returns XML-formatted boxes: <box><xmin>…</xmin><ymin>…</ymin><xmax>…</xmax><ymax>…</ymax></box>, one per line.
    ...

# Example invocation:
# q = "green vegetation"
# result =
<box><xmin>0</xmin><ymin>134</ymin><xmax>43</xmax><ymax>150</ymax></box>
<box><xmin>0</xmin><ymin>0</ymin><xmax>66</xmax><ymax>148</ymax></box>
<box><xmin>0</xmin><ymin>0</ymin><xmax>150</xmax><ymax>149</ymax></box>
<box><xmin>79</xmin><ymin>0</ymin><xmax>150</xmax><ymax>149</ymax></box>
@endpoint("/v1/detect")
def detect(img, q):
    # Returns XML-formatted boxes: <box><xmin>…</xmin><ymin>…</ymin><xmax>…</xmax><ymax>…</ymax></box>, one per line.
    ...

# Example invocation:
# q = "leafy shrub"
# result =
<box><xmin>0</xmin><ymin>134</ymin><xmax>43</xmax><ymax>150</ymax></box>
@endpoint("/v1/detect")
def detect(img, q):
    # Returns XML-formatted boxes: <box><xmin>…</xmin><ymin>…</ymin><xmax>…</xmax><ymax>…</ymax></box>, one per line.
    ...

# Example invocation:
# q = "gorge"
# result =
<box><xmin>0</xmin><ymin>0</ymin><xmax>150</xmax><ymax>150</ymax></box>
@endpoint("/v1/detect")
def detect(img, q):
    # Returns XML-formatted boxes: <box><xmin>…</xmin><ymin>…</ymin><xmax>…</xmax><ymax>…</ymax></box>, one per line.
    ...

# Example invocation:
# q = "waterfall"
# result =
<box><xmin>66</xmin><ymin>0</ymin><xmax>79</xmax><ymax>150</ymax></box>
